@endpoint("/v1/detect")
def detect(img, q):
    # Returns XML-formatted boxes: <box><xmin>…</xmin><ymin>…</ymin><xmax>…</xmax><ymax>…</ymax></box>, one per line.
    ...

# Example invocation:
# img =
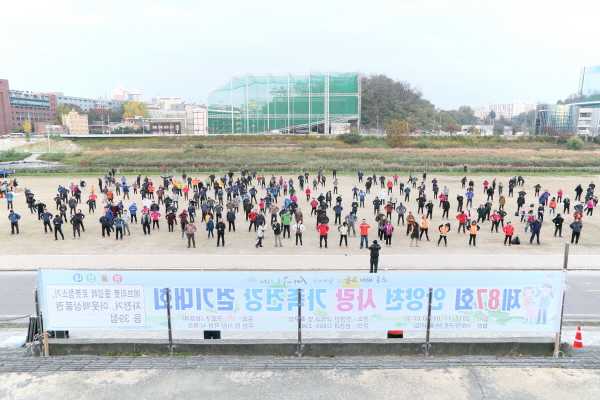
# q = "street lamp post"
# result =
<box><xmin>376</xmin><ymin>116</ymin><xmax>379</xmax><ymax>133</ymax></box>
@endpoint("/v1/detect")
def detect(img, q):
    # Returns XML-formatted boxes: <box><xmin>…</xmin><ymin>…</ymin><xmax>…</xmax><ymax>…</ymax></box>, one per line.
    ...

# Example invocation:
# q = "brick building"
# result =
<box><xmin>0</xmin><ymin>79</ymin><xmax>57</xmax><ymax>135</ymax></box>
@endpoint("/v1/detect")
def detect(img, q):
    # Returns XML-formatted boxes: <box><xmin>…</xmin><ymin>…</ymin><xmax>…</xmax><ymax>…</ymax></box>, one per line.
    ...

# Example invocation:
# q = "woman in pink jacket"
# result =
<box><xmin>151</xmin><ymin>211</ymin><xmax>161</xmax><ymax>230</ymax></box>
<box><xmin>586</xmin><ymin>199</ymin><xmax>594</xmax><ymax>216</ymax></box>
<box><xmin>382</xmin><ymin>221</ymin><xmax>395</xmax><ymax>247</ymax></box>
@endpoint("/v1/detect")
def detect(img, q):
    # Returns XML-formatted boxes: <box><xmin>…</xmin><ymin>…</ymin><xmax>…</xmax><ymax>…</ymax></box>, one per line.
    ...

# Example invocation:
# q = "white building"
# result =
<box><xmin>51</xmin><ymin>93</ymin><xmax>125</xmax><ymax>112</ymax></box>
<box><xmin>113</xmin><ymin>86</ymin><xmax>143</xmax><ymax>102</ymax></box>
<box><xmin>578</xmin><ymin>108</ymin><xmax>600</xmax><ymax>135</ymax></box>
<box><xmin>151</xmin><ymin>95</ymin><xmax>181</xmax><ymax>111</ymax></box>
<box><xmin>473</xmin><ymin>100</ymin><xmax>537</xmax><ymax>120</ymax></box>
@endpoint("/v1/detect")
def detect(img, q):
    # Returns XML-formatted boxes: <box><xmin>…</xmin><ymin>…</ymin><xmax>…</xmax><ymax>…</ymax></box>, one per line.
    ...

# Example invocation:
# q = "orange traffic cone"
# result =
<box><xmin>572</xmin><ymin>326</ymin><xmax>583</xmax><ymax>348</ymax></box>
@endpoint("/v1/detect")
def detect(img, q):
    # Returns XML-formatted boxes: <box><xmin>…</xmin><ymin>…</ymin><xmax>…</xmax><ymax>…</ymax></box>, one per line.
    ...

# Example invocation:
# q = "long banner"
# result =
<box><xmin>39</xmin><ymin>270</ymin><xmax>565</xmax><ymax>333</ymax></box>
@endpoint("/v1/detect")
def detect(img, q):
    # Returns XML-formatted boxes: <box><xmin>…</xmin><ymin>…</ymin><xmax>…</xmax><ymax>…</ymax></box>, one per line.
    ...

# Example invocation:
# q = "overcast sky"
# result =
<box><xmin>1</xmin><ymin>0</ymin><xmax>597</xmax><ymax>109</ymax></box>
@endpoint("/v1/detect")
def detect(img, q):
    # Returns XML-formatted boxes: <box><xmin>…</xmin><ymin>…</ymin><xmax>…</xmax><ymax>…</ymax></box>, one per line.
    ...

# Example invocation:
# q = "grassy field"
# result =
<box><xmin>69</xmin><ymin>134</ymin><xmax>600</xmax><ymax>151</ymax></box>
<box><xmin>33</xmin><ymin>145</ymin><xmax>600</xmax><ymax>175</ymax></box>
<box><xmin>0</xmin><ymin>149</ymin><xmax>29</xmax><ymax>162</ymax></box>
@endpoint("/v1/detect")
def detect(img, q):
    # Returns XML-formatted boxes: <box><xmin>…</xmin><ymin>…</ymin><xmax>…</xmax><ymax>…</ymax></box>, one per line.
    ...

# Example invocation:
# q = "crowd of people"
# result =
<box><xmin>2</xmin><ymin>167</ymin><xmax>597</xmax><ymax>251</ymax></box>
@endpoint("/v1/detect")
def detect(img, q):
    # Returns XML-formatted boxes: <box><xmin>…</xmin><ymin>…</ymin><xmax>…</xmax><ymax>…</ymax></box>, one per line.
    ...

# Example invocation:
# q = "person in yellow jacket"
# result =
<box><xmin>498</xmin><ymin>195</ymin><xmax>506</xmax><ymax>211</ymax></box>
<box><xmin>469</xmin><ymin>221</ymin><xmax>480</xmax><ymax>247</ymax></box>
<box><xmin>419</xmin><ymin>216</ymin><xmax>430</xmax><ymax>241</ymax></box>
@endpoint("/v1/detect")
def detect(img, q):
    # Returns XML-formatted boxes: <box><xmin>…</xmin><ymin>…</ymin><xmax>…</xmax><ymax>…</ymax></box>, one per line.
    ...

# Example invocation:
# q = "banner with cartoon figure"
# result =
<box><xmin>39</xmin><ymin>270</ymin><xmax>565</xmax><ymax>332</ymax></box>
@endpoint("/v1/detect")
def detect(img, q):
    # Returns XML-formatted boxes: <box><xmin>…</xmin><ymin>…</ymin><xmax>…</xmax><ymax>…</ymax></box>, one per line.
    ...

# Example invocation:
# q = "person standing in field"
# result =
<box><xmin>437</xmin><ymin>223</ymin><xmax>450</xmax><ymax>247</ymax></box>
<box><xmin>468</xmin><ymin>221</ymin><xmax>480</xmax><ymax>247</ymax></box>
<box><xmin>529</xmin><ymin>218</ymin><xmax>542</xmax><ymax>245</ymax></box>
<box><xmin>53</xmin><ymin>214</ymin><xmax>64</xmax><ymax>240</ymax></box>
<box><xmin>409</xmin><ymin>222</ymin><xmax>420</xmax><ymax>247</ymax></box>
<box><xmin>552</xmin><ymin>214</ymin><xmax>564</xmax><ymax>237</ymax></box>
<box><xmin>216</xmin><ymin>218</ymin><xmax>226</xmax><ymax>247</ymax></box>
<box><xmin>359</xmin><ymin>219</ymin><xmax>370</xmax><ymax>249</ymax></box>
<box><xmin>185</xmin><ymin>220</ymin><xmax>196</xmax><ymax>248</ymax></box>
<box><xmin>502</xmin><ymin>221</ymin><xmax>514</xmax><ymax>246</ymax></box>
<box><xmin>368</xmin><ymin>240</ymin><xmax>381</xmax><ymax>273</ymax></box>
<box><xmin>382</xmin><ymin>220</ymin><xmax>394</xmax><ymax>247</ymax></box>
<box><xmin>292</xmin><ymin>220</ymin><xmax>305</xmax><ymax>247</ymax></box>
<box><xmin>255</xmin><ymin>222</ymin><xmax>265</xmax><ymax>248</ymax></box>
<box><xmin>570</xmin><ymin>218</ymin><xmax>582</xmax><ymax>245</ymax></box>
<box><xmin>317</xmin><ymin>221</ymin><xmax>329</xmax><ymax>248</ymax></box>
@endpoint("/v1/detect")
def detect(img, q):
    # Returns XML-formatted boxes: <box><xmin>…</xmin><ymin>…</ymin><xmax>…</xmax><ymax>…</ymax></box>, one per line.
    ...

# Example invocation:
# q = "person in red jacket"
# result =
<box><xmin>310</xmin><ymin>198</ymin><xmax>318</xmax><ymax>216</ymax></box>
<box><xmin>305</xmin><ymin>187</ymin><xmax>311</xmax><ymax>201</ymax></box>
<box><xmin>384</xmin><ymin>202</ymin><xmax>394</xmax><ymax>219</ymax></box>
<box><xmin>248</xmin><ymin>210</ymin><xmax>258</xmax><ymax>232</ymax></box>
<box><xmin>316</xmin><ymin>222</ymin><xmax>329</xmax><ymax>248</ymax></box>
<box><xmin>502</xmin><ymin>221</ymin><xmax>515</xmax><ymax>246</ymax></box>
<box><xmin>456</xmin><ymin>211</ymin><xmax>468</xmax><ymax>234</ymax></box>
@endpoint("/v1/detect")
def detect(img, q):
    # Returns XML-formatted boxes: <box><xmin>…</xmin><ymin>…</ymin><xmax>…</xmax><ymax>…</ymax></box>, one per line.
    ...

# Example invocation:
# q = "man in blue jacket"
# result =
<box><xmin>41</xmin><ymin>209</ymin><xmax>53</xmax><ymax>233</ymax></box>
<box><xmin>333</xmin><ymin>203</ymin><xmax>343</xmax><ymax>224</ymax></box>
<box><xmin>530</xmin><ymin>218</ymin><xmax>542</xmax><ymax>245</ymax></box>
<box><xmin>8</xmin><ymin>210</ymin><xmax>20</xmax><ymax>234</ymax></box>
<box><xmin>129</xmin><ymin>203</ymin><xmax>138</xmax><ymax>223</ymax></box>
<box><xmin>5</xmin><ymin>191</ymin><xmax>13</xmax><ymax>210</ymax></box>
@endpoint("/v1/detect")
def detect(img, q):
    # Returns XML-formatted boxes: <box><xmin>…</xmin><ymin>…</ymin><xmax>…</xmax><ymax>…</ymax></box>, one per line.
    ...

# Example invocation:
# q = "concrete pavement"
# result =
<box><xmin>1</xmin><ymin>254</ymin><xmax>599</xmax><ymax>271</ymax></box>
<box><xmin>1</xmin><ymin>357</ymin><xmax>600</xmax><ymax>400</ymax></box>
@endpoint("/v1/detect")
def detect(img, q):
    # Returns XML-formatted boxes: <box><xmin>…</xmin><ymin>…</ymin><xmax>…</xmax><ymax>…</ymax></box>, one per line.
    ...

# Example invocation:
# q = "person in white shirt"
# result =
<box><xmin>338</xmin><ymin>222</ymin><xmax>349</xmax><ymax>248</ymax></box>
<box><xmin>122</xmin><ymin>210</ymin><xmax>131</xmax><ymax>236</ymax></box>
<box><xmin>292</xmin><ymin>221</ymin><xmax>306</xmax><ymax>247</ymax></box>
<box><xmin>255</xmin><ymin>222</ymin><xmax>266</xmax><ymax>248</ymax></box>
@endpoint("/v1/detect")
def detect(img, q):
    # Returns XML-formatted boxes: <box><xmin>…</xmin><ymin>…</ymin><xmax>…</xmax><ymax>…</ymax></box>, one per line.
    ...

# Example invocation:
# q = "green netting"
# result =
<box><xmin>207</xmin><ymin>71</ymin><xmax>359</xmax><ymax>134</ymax></box>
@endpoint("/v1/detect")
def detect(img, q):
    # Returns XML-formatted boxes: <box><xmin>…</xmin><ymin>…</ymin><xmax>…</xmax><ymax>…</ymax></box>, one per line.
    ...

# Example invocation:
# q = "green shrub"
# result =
<box><xmin>0</xmin><ymin>149</ymin><xmax>28</xmax><ymax>162</ymax></box>
<box><xmin>339</xmin><ymin>132</ymin><xmax>363</xmax><ymax>144</ymax></box>
<box><xmin>565</xmin><ymin>137</ymin><xmax>584</xmax><ymax>150</ymax></box>
<box><xmin>40</xmin><ymin>152</ymin><xmax>67</xmax><ymax>162</ymax></box>
<box><xmin>310</xmin><ymin>142</ymin><xmax>317</xmax><ymax>148</ymax></box>
<box><xmin>194</xmin><ymin>142</ymin><xmax>205</xmax><ymax>149</ymax></box>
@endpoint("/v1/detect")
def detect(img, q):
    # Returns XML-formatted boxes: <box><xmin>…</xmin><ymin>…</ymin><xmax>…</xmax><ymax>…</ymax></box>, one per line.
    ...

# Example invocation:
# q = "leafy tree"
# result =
<box><xmin>22</xmin><ymin>119</ymin><xmax>32</xmax><ymax>133</ymax></box>
<box><xmin>57</xmin><ymin>104</ymin><xmax>70</xmax><ymax>124</ymax></box>
<box><xmin>57</xmin><ymin>103</ymin><xmax>82</xmax><ymax>124</ymax></box>
<box><xmin>540</xmin><ymin>126</ymin><xmax>558</xmax><ymax>136</ymax></box>
<box><xmin>448</xmin><ymin>106</ymin><xmax>477</xmax><ymax>125</ymax></box>
<box><xmin>443</xmin><ymin>122</ymin><xmax>461</xmax><ymax>133</ymax></box>
<box><xmin>493</xmin><ymin>123</ymin><xmax>505</xmax><ymax>135</ymax></box>
<box><xmin>12</xmin><ymin>124</ymin><xmax>21</xmax><ymax>133</ymax></box>
<box><xmin>386</xmin><ymin>119</ymin><xmax>409</xmax><ymax>147</ymax></box>
<box><xmin>566</xmin><ymin>136</ymin><xmax>584</xmax><ymax>150</ymax></box>
<box><xmin>487</xmin><ymin>110</ymin><xmax>496</xmax><ymax>120</ymax></box>
<box><xmin>362</xmin><ymin>74</ymin><xmax>442</xmax><ymax>129</ymax></box>
<box><xmin>87</xmin><ymin>108</ymin><xmax>123</xmax><ymax>123</ymax></box>
<box><xmin>121</xmin><ymin>102</ymin><xmax>148</xmax><ymax>118</ymax></box>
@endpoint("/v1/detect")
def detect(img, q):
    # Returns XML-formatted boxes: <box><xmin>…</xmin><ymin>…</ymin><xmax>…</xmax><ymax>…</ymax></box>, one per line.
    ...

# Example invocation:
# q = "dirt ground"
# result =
<box><xmin>1</xmin><ymin>171</ymin><xmax>598</xmax><ymax>257</ymax></box>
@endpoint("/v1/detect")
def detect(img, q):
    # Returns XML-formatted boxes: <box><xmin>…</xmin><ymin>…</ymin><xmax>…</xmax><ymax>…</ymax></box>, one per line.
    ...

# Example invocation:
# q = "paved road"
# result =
<box><xmin>2</xmin><ymin>270</ymin><xmax>600</xmax><ymax>320</ymax></box>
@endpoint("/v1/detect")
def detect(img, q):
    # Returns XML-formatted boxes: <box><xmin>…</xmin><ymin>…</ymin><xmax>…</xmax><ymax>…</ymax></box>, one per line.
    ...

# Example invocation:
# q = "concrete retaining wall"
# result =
<box><xmin>47</xmin><ymin>338</ymin><xmax>567</xmax><ymax>357</ymax></box>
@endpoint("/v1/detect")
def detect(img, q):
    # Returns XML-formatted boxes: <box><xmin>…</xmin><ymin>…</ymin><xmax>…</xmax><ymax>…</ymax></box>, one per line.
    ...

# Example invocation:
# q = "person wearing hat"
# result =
<box><xmin>368</xmin><ymin>240</ymin><xmax>381</xmax><ymax>273</ymax></box>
